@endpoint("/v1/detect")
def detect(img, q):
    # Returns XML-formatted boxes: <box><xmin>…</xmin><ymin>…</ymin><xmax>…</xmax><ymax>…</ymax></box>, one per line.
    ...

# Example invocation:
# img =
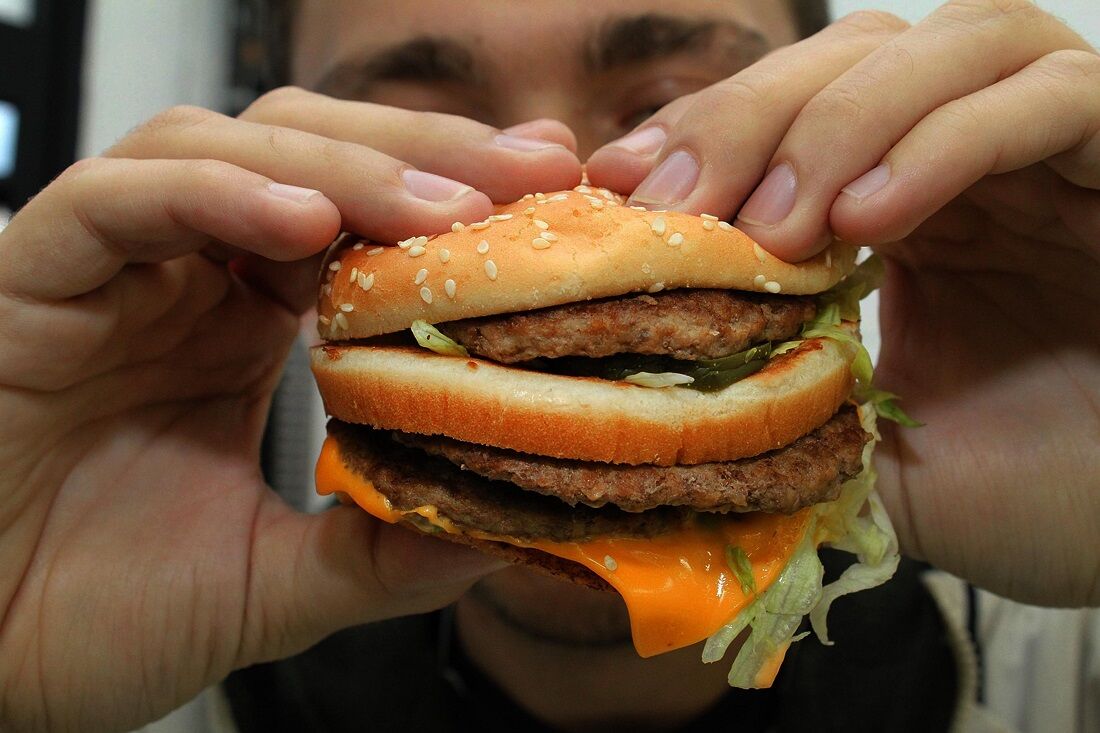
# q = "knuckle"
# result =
<box><xmin>802</xmin><ymin>77</ymin><xmax>876</xmax><ymax>127</ymax></box>
<box><xmin>938</xmin><ymin>0</ymin><xmax>1046</xmax><ymax>31</ymax></box>
<box><xmin>57</xmin><ymin>156</ymin><xmax>107</xmax><ymax>183</ymax></box>
<box><xmin>928</xmin><ymin>97</ymin><xmax>985</xmax><ymax>138</ymax></box>
<box><xmin>713</xmin><ymin>70</ymin><xmax>782</xmax><ymax>114</ymax></box>
<box><xmin>147</xmin><ymin>104</ymin><xmax>216</xmax><ymax>133</ymax></box>
<box><xmin>242</xmin><ymin>85</ymin><xmax>312</xmax><ymax>120</ymax></box>
<box><xmin>834</xmin><ymin>9</ymin><xmax>911</xmax><ymax>36</ymax></box>
<box><xmin>182</xmin><ymin>158</ymin><xmax>239</xmax><ymax>186</ymax></box>
<box><xmin>1035</xmin><ymin>49</ymin><xmax>1100</xmax><ymax>83</ymax></box>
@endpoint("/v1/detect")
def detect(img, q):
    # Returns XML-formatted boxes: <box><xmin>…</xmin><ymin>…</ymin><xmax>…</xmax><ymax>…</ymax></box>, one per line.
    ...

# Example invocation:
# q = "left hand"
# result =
<box><xmin>586</xmin><ymin>0</ymin><xmax>1100</xmax><ymax>607</ymax></box>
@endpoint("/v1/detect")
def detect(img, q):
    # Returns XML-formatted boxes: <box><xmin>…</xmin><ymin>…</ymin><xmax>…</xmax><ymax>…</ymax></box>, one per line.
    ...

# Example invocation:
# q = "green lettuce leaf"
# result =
<box><xmin>410</xmin><ymin>320</ymin><xmax>469</xmax><ymax>357</ymax></box>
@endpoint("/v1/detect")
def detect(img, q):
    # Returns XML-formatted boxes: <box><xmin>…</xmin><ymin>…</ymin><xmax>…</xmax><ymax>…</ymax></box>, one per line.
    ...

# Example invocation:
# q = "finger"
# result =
<box><xmin>237</xmin><ymin>88</ymin><xmax>582</xmax><ymax>201</ymax></box>
<box><xmin>239</xmin><ymin>495</ymin><xmax>507</xmax><ymax>666</ymax></box>
<box><xmin>830</xmin><ymin>48</ymin><xmax>1100</xmax><ymax>249</ymax></box>
<box><xmin>735</xmin><ymin>0</ymin><xmax>1094</xmax><ymax>260</ymax></box>
<box><xmin>230</xmin><ymin>251</ymin><xmax>328</xmax><ymax>314</ymax></box>
<box><xmin>584</xmin><ymin>95</ymin><xmax>694</xmax><ymax>193</ymax></box>
<box><xmin>584</xmin><ymin>12</ymin><xmax>912</xmax><ymax>215</ymax></box>
<box><xmin>502</xmin><ymin>118</ymin><xmax>579</xmax><ymax>153</ymax></box>
<box><xmin>108</xmin><ymin>105</ymin><xmax>500</xmax><ymax>242</ymax></box>
<box><xmin>0</xmin><ymin>157</ymin><xmax>340</xmax><ymax>301</ymax></box>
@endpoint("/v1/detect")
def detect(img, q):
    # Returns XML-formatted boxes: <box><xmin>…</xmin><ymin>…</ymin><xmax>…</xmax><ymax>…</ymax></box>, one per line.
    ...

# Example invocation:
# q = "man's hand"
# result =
<box><xmin>0</xmin><ymin>88</ymin><xmax>582</xmax><ymax>732</ymax></box>
<box><xmin>588</xmin><ymin>1</ymin><xmax>1100</xmax><ymax>607</ymax></box>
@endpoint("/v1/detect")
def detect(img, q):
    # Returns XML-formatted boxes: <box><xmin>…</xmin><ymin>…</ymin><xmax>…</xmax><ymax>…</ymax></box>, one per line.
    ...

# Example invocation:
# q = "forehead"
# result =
<box><xmin>293</xmin><ymin>0</ymin><xmax>798</xmax><ymax>87</ymax></box>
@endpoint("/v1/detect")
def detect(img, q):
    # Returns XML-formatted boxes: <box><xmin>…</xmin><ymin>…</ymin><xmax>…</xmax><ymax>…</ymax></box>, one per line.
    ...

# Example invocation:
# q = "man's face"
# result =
<box><xmin>293</xmin><ymin>0</ymin><xmax>801</xmax><ymax>643</ymax></box>
<box><xmin>294</xmin><ymin>0</ymin><xmax>799</xmax><ymax>158</ymax></box>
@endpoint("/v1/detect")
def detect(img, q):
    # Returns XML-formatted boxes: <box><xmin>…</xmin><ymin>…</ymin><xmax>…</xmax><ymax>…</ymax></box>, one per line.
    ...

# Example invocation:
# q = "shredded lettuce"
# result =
<box><xmin>410</xmin><ymin>320</ymin><xmax>469</xmax><ymax>357</ymax></box>
<box><xmin>702</xmin><ymin>405</ymin><xmax>901</xmax><ymax>687</ymax></box>
<box><xmin>818</xmin><ymin>253</ymin><xmax>885</xmax><ymax>321</ymax></box>
<box><xmin>854</xmin><ymin>384</ymin><xmax>923</xmax><ymax>427</ymax></box>
<box><xmin>725</xmin><ymin>545</ymin><xmax>757</xmax><ymax>596</ymax></box>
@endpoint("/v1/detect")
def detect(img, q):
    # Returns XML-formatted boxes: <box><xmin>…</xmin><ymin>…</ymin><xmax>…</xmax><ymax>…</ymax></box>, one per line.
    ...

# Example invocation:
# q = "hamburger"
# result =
<box><xmin>310</xmin><ymin>186</ymin><xmax>904</xmax><ymax>688</ymax></box>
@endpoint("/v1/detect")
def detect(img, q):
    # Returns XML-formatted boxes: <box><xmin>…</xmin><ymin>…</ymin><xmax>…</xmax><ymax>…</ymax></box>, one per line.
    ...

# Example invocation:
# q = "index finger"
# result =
<box><xmin>0</xmin><ymin>157</ymin><xmax>340</xmax><ymax>301</ymax></box>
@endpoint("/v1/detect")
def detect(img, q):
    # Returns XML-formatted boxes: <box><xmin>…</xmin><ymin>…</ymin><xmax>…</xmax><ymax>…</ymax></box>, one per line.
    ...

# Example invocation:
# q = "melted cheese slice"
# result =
<box><xmin>316</xmin><ymin>437</ymin><xmax>811</xmax><ymax>658</ymax></box>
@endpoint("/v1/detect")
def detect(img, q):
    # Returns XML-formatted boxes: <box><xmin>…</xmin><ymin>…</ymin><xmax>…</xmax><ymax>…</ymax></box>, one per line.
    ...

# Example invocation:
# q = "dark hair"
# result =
<box><xmin>250</xmin><ymin>0</ymin><xmax>829</xmax><ymax>91</ymax></box>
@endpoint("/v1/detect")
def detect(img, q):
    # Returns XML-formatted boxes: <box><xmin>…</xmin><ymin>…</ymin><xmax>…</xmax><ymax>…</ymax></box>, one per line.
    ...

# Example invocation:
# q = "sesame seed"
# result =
<box><xmin>397</xmin><ymin>237</ymin><xmax>413</xmax><ymax>249</ymax></box>
<box><xmin>484</xmin><ymin>260</ymin><xmax>498</xmax><ymax>280</ymax></box>
<box><xmin>667</xmin><ymin>232</ymin><xmax>684</xmax><ymax>247</ymax></box>
<box><xmin>532</xmin><ymin>237</ymin><xmax>551</xmax><ymax>249</ymax></box>
<box><xmin>641</xmin><ymin>263</ymin><xmax>652</xmax><ymax>274</ymax></box>
<box><xmin>358</xmin><ymin>271</ymin><xmax>374</xmax><ymax>291</ymax></box>
<box><xmin>352</xmin><ymin>242</ymin><xmax>365</xmax><ymax>251</ymax></box>
<box><xmin>322</xmin><ymin>284</ymin><xmax>332</xmax><ymax>297</ymax></box>
<box><xmin>701</xmin><ymin>213</ymin><xmax>719</xmax><ymax>221</ymax></box>
<box><xmin>523</xmin><ymin>193</ymin><xmax>535</xmax><ymax>200</ymax></box>
<box><xmin>524</xmin><ymin>206</ymin><xmax>536</xmax><ymax>215</ymax></box>
<box><xmin>414</xmin><ymin>268</ymin><xmax>428</xmax><ymax>285</ymax></box>
<box><xmin>535</xmin><ymin>192</ymin><xmax>546</xmax><ymax>200</ymax></box>
<box><xmin>651</xmin><ymin>217</ymin><xmax>667</xmax><ymax>236</ymax></box>
<box><xmin>318</xmin><ymin>315</ymin><xmax>331</xmax><ymax>325</ymax></box>
<box><xmin>718</xmin><ymin>221</ymin><xmax>735</xmax><ymax>232</ymax></box>
<box><xmin>703</xmin><ymin>220</ymin><xmax>715</xmax><ymax>231</ymax></box>
<box><xmin>477</xmin><ymin>240</ymin><xmax>490</xmax><ymax>254</ymax></box>
<box><xmin>489</xmin><ymin>213</ymin><xmax>513</xmax><ymax>221</ymax></box>
<box><xmin>648</xmin><ymin>282</ymin><xmax>665</xmax><ymax>293</ymax></box>
<box><xmin>408</xmin><ymin>245</ymin><xmax>426</xmax><ymax>257</ymax></box>
<box><xmin>451</xmin><ymin>222</ymin><xmax>465</xmax><ymax>233</ymax></box>
<box><xmin>334</xmin><ymin>312</ymin><xmax>349</xmax><ymax>330</ymax></box>
<box><xmin>328</xmin><ymin>261</ymin><xmax>342</xmax><ymax>272</ymax></box>
<box><xmin>339</xmin><ymin>303</ymin><xmax>354</xmax><ymax>313</ymax></box>
<box><xmin>533</xmin><ymin>219</ymin><xmax>549</xmax><ymax>230</ymax></box>
<box><xmin>603</xmin><ymin>555</ymin><xmax>618</xmax><ymax>571</ymax></box>
<box><xmin>575</xmin><ymin>185</ymin><xmax>591</xmax><ymax>194</ymax></box>
<box><xmin>547</xmin><ymin>193</ymin><xmax>568</xmax><ymax>202</ymax></box>
<box><xmin>600</xmin><ymin>189</ymin><xmax>615</xmax><ymax>201</ymax></box>
<box><xmin>630</xmin><ymin>205</ymin><xmax>647</xmax><ymax>211</ymax></box>
<box><xmin>367</xmin><ymin>247</ymin><xmax>384</xmax><ymax>256</ymax></box>
<box><xmin>764</xmin><ymin>280</ymin><xmax>782</xmax><ymax>293</ymax></box>
<box><xmin>470</xmin><ymin>221</ymin><xmax>490</xmax><ymax>231</ymax></box>
<box><xmin>825</xmin><ymin>250</ymin><xmax>832</xmax><ymax>268</ymax></box>
<box><xmin>349</xmin><ymin>267</ymin><xmax>358</xmax><ymax>283</ymax></box>
<box><xmin>414</xmin><ymin>235</ymin><xmax>428</xmax><ymax>247</ymax></box>
<box><xmin>542</xmin><ymin>232</ymin><xmax>558</xmax><ymax>242</ymax></box>
<box><xmin>445</xmin><ymin>279</ymin><xmax>456</xmax><ymax>298</ymax></box>
<box><xmin>420</xmin><ymin>286</ymin><xmax>433</xmax><ymax>304</ymax></box>
<box><xmin>439</xmin><ymin>248</ymin><xmax>451</xmax><ymax>263</ymax></box>
<box><xmin>753</xmin><ymin>243</ymin><xmax>768</xmax><ymax>263</ymax></box>
<box><xmin>590</xmin><ymin>199</ymin><xmax>604</xmax><ymax>209</ymax></box>
<box><xmin>754</xmin><ymin>274</ymin><xmax>767</xmax><ymax>287</ymax></box>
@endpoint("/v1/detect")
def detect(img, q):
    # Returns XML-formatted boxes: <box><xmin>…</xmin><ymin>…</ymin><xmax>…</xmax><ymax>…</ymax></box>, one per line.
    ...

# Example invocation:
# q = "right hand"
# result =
<box><xmin>0</xmin><ymin>88</ymin><xmax>582</xmax><ymax>733</ymax></box>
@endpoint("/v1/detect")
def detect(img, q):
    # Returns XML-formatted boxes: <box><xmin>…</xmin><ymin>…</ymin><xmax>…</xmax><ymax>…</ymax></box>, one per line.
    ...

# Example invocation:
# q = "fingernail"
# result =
<box><xmin>627</xmin><ymin>149</ymin><xmax>700</xmax><ymax>209</ymax></box>
<box><xmin>737</xmin><ymin>163</ymin><xmax>797</xmax><ymax>228</ymax></box>
<box><xmin>609</xmin><ymin>126</ymin><xmax>667</xmax><ymax>155</ymax></box>
<box><xmin>402</xmin><ymin>169</ymin><xmax>474</xmax><ymax>202</ymax></box>
<box><xmin>494</xmin><ymin>133</ymin><xmax>564</xmax><ymax>151</ymax></box>
<box><xmin>267</xmin><ymin>182</ymin><xmax>322</xmax><ymax>203</ymax></box>
<box><xmin>502</xmin><ymin>120</ymin><xmax>552</xmax><ymax>139</ymax></box>
<box><xmin>842</xmin><ymin>163</ymin><xmax>891</xmax><ymax>201</ymax></box>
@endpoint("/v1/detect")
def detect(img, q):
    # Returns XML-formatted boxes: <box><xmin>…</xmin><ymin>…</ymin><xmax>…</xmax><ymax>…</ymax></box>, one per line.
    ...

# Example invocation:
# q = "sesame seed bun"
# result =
<box><xmin>316</xmin><ymin>188</ymin><xmax>858</xmax><ymax>340</ymax></box>
<box><xmin>311</xmin><ymin>334</ymin><xmax>856</xmax><ymax>466</ymax></box>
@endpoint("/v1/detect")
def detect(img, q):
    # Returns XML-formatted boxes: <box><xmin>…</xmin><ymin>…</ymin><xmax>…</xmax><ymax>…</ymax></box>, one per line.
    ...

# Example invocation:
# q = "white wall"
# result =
<box><xmin>78</xmin><ymin>0</ymin><xmax>231</xmax><ymax>158</ymax></box>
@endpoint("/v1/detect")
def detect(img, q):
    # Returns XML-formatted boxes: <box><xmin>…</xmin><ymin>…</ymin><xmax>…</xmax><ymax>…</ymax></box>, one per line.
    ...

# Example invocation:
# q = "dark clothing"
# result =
<box><xmin>224</xmin><ymin>553</ymin><xmax>958</xmax><ymax>732</ymax></box>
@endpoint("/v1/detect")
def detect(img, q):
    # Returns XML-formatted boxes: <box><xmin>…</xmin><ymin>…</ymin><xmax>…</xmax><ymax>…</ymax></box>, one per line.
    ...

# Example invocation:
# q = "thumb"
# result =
<box><xmin>237</xmin><ymin>493</ymin><xmax>507</xmax><ymax>666</ymax></box>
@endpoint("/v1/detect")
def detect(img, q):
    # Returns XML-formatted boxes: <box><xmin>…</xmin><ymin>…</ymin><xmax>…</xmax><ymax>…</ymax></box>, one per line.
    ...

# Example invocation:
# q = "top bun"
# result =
<box><xmin>317</xmin><ymin>187</ymin><xmax>858</xmax><ymax>340</ymax></box>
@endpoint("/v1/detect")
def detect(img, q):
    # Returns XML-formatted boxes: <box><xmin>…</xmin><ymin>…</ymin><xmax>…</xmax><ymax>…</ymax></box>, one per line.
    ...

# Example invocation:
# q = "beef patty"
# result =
<box><xmin>396</xmin><ymin>406</ymin><xmax>869</xmax><ymax>514</ymax></box>
<box><xmin>329</xmin><ymin>420</ymin><xmax>688</xmax><ymax>542</ymax></box>
<box><xmin>441</xmin><ymin>289</ymin><xmax>815</xmax><ymax>363</ymax></box>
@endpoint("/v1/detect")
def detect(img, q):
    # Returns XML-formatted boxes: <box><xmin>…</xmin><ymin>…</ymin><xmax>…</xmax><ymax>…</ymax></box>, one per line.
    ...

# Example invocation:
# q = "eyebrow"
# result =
<box><xmin>314</xmin><ymin>36</ymin><xmax>480</xmax><ymax>98</ymax></box>
<box><xmin>312</xmin><ymin>14</ymin><xmax>770</xmax><ymax>99</ymax></box>
<box><xmin>585</xmin><ymin>13</ymin><xmax>771</xmax><ymax>73</ymax></box>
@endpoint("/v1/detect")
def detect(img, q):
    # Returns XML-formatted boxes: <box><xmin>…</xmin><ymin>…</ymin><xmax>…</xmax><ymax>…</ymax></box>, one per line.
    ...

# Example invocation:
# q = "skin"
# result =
<box><xmin>0</xmin><ymin>0</ymin><xmax>1096</xmax><ymax>730</ymax></box>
